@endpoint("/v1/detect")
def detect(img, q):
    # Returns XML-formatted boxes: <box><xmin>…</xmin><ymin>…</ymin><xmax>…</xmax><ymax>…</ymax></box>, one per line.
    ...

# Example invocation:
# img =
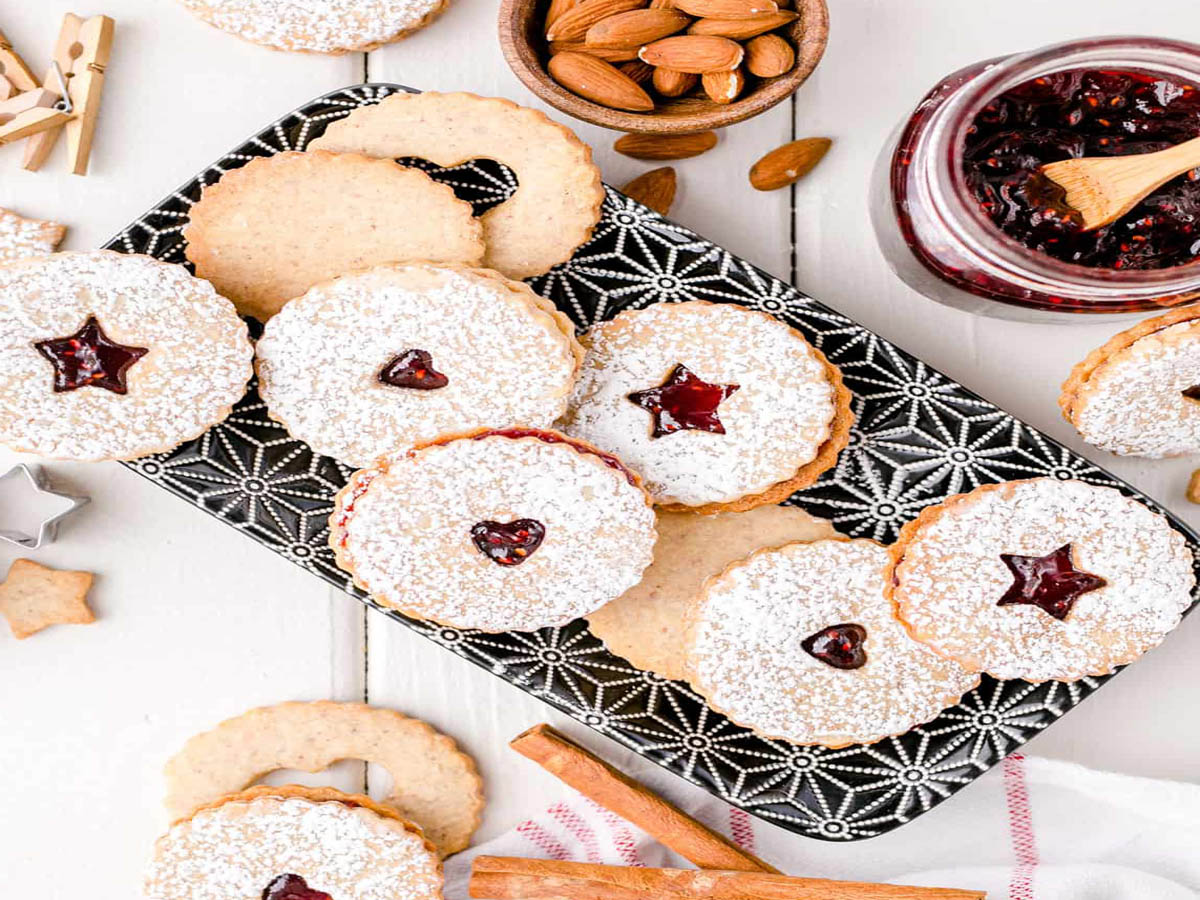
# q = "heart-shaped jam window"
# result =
<box><xmin>470</xmin><ymin>519</ymin><xmax>545</xmax><ymax>566</ymax></box>
<box><xmin>261</xmin><ymin>874</ymin><xmax>332</xmax><ymax>900</ymax></box>
<box><xmin>378</xmin><ymin>348</ymin><xmax>448</xmax><ymax>390</ymax></box>
<box><xmin>801</xmin><ymin>623</ymin><xmax>868</xmax><ymax>670</ymax></box>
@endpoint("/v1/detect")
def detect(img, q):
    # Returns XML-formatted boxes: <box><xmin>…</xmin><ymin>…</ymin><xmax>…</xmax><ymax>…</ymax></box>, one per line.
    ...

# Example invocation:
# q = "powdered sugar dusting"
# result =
<box><xmin>558</xmin><ymin>301</ymin><xmax>836</xmax><ymax>506</ymax></box>
<box><xmin>688</xmin><ymin>540</ymin><xmax>979</xmax><ymax>746</ymax></box>
<box><xmin>256</xmin><ymin>263</ymin><xmax>581</xmax><ymax>467</ymax></box>
<box><xmin>0</xmin><ymin>251</ymin><xmax>252</xmax><ymax>461</ymax></box>
<box><xmin>0</xmin><ymin>208</ymin><xmax>64</xmax><ymax>262</ymax></box>
<box><xmin>178</xmin><ymin>0</ymin><xmax>444</xmax><ymax>53</ymax></box>
<box><xmin>893</xmin><ymin>478</ymin><xmax>1195</xmax><ymax>682</ymax></box>
<box><xmin>334</xmin><ymin>433</ymin><xmax>656</xmax><ymax>631</ymax></box>
<box><xmin>144</xmin><ymin>796</ymin><xmax>441</xmax><ymax>900</ymax></box>
<box><xmin>1071</xmin><ymin>320</ymin><xmax>1200</xmax><ymax>457</ymax></box>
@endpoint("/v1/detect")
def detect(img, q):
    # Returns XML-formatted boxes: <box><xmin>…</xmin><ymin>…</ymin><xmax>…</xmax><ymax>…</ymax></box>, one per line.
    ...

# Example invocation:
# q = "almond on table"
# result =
<box><xmin>549</xmin><ymin>51</ymin><xmax>655</xmax><ymax>111</ymax></box>
<box><xmin>638</xmin><ymin>34</ymin><xmax>744</xmax><ymax>73</ymax></box>
<box><xmin>749</xmin><ymin>136</ymin><xmax>831</xmax><ymax>190</ymax></box>
<box><xmin>621</xmin><ymin>166</ymin><xmax>677</xmax><ymax>215</ymax></box>
<box><xmin>614</xmin><ymin>130</ymin><xmax>718</xmax><ymax>159</ymax></box>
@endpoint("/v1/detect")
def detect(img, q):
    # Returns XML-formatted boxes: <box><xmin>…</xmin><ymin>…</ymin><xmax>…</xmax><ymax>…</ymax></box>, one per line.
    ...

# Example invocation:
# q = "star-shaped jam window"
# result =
<box><xmin>627</xmin><ymin>363</ymin><xmax>740</xmax><ymax>438</ymax></box>
<box><xmin>997</xmin><ymin>543</ymin><xmax>1106</xmax><ymax>621</ymax></box>
<box><xmin>33</xmin><ymin>316</ymin><xmax>148</xmax><ymax>395</ymax></box>
<box><xmin>1182</xmin><ymin>385</ymin><xmax>1200</xmax><ymax>402</ymax></box>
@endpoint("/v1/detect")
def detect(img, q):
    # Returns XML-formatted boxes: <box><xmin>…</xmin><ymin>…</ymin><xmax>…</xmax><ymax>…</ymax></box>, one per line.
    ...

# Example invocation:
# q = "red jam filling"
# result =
<box><xmin>261</xmin><ymin>874</ymin><xmax>332</xmax><ymax>900</ymax></box>
<box><xmin>378</xmin><ymin>348</ymin><xmax>449</xmax><ymax>390</ymax></box>
<box><xmin>470</xmin><ymin>518</ymin><xmax>545</xmax><ymax>566</ymax></box>
<box><xmin>997</xmin><ymin>543</ymin><xmax>1106</xmax><ymax>621</ymax></box>
<box><xmin>1183</xmin><ymin>384</ymin><xmax>1200</xmax><ymax>401</ymax></box>
<box><xmin>964</xmin><ymin>68</ymin><xmax>1200</xmax><ymax>270</ymax></box>
<box><xmin>801</xmin><ymin>623</ymin><xmax>868</xmax><ymax>670</ymax></box>
<box><xmin>626</xmin><ymin>364</ymin><xmax>740</xmax><ymax>438</ymax></box>
<box><xmin>33</xmin><ymin>315</ymin><xmax>148</xmax><ymax>395</ymax></box>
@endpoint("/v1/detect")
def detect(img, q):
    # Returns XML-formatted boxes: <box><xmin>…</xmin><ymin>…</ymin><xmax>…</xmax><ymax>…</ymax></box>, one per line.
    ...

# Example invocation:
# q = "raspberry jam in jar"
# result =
<box><xmin>871</xmin><ymin>37</ymin><xmax>1200</xmax><ymax>320</ymax></box>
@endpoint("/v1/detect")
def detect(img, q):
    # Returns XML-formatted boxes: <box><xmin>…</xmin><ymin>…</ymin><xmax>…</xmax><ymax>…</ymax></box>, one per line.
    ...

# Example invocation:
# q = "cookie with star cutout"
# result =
<box><xmin>683</xmin><ymin>539</ymin><xmax>979</xmax><ymax>747</ymax></box>
<box><xmin>888</xmin><ymin>478</ymin><xmax>1196</xmax><ymax>683</ymax></box>
<box><xmin>255</xmin><ymin>262</ymin><xmax>583</xmax><ymax>466</ymax></box>
<box><xmin>330</xmin><ymin>428</ymin><xmax>657</xmax><ymax>632</ymax></box>
<box><xmin>144</xmin><ymin>785</ymin><xmax>443</xmax><ymax>900</ymax></box>
<box><xmin>1059</xmin><ymin>306</ymin><xmax>1200</xmax><ymax>457</ymax></box>
<box><xmin>558</xmin><ymin>301</ymin><xmax>852</xmax><ymax>512</ymax></box>
<box><xmin>0</xmin><ymin>251</ymin><xmax>253</xmax><ymax>461</ymax></box>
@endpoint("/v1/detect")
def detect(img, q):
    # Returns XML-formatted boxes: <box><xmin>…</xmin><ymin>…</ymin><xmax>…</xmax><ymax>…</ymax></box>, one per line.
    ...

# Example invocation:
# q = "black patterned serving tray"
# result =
<box><xmin>106</xmin><ymin>85</ymin><xmax>1199</xmax><ymax>842</ymax></box>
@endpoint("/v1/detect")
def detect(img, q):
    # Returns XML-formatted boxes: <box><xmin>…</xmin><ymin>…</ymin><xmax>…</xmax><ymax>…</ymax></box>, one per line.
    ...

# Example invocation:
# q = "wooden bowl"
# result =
<box><xmin>498</xmin><ymin>0</ymin><xmax>828</xmax><ymax>134</ymax></box>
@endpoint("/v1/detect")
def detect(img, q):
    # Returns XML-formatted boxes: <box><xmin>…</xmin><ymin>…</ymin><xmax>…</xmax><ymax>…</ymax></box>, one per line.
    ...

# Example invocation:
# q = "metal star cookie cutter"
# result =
<box><xmin>0</xmin><ymin>464</ymin><xmax>89</xmax><ymax>550</ymax></box>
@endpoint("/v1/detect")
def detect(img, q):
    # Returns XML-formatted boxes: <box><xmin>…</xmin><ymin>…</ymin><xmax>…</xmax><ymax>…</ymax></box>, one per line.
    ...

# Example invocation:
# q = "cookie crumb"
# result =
<box><xmin>0</xmin><ymin>207</ymin><xmax>65</xmax><ymax>262</ymax></box>
<box><xmin>0</xmin><ymin>558</ymin><xmax>94</xmax><ymax>639</ymax></box>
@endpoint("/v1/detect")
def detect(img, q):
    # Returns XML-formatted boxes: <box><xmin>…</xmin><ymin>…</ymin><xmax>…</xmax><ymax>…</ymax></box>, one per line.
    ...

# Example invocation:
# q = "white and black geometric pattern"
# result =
<box><xmin>107</xmin><ymin>85</ymin><xmax>1199</xmax><ymax>842</ymax></box>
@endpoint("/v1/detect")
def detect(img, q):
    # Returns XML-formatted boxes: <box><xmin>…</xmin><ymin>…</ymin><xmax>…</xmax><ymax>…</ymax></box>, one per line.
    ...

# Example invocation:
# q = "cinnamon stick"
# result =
<box><xmin>469</xmin><ymin>858</ymin><xmax>987</xmax><ymax>900</ymax></box>
<box><xmin>510</xmin><ymin>723</ymin><xmax>777</xmax><ymax>873</ymax></box>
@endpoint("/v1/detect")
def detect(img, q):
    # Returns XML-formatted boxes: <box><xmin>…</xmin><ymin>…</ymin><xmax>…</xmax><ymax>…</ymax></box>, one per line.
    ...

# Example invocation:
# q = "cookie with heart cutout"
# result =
<box><xmin>255</xmin><ymin>262</ymin><xmax>583</xmax><ymax>467</ymax></box>
<box><xmin>1060</xmin><ymin>306</ymin><xmax>1200</xmax><ymax>457</ymax></box>
<box><xmin>558</xmin><ymin>300</ymin><xmax>853</xmax><ymax>512</ymax></box>
<box><xmin>330</xmin><ymin>428</ymin><xmax>657</xmax><ymax>632</ymax></box>
<box><xmin>0</xmin><ymin>250</ymin><xmax>253</xmax><ymax>461</ymax></box>
<box><xmin>683</xmin><ymin>538</ymin><xmax>979</xmax><ymax>747</ymax></box>
<box><xmin>309</xmin><ymin>92</ymin><xmax>604</xmax><ymax>280</ymax></box>
<box><xmin>587</xmin><ymin>504</ymin><xmax>841</xmax><ymax>681</ymax></box>
<box><xmin>888</xmin><ymin>478</ymin><xmax>1196</xmax><ymax>683</ymax></box>
<box><xmin>184</xmin><ymin>150</ymin><xmax>485</xmax><ymax>321</ymax></box>
<box><xmin>144</xmin><ymin>785</ymin><xmax>442</xmax><ymax>900</ymax></box>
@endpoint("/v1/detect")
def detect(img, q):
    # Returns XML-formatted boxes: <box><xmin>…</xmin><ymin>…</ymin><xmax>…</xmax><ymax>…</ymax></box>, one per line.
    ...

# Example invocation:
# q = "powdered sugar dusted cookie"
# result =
<box><xmin>256</xmin><ymin>263</ymin><xmax>583</xmax><ymax>466</ymax></box>
<box><xmin>177</xmin><ymin>0</ymin><xmax>449</xmax><ymax>54</ymax></box>
<box><xmin>559</xmin><ymin>301</ymin><xmax>852</xmax><ymax>512</ymax></box>
<box><xmin>164</xmin><ymin>701</ymin><xmax>483</xmax><ymax>856</ymax></box>
<box><xmin>144</xmin><ymin>785</ymin><xmax>442</xmax><ymax>900</ymax></box>
<box><xmin>331</xmin><ymin>428</ymin><xmax>656</xmax><ymax>632</ymax></box>
<box><xmin>889</xmin><ymin>478</ymin><xmax>1195</xmax><ymax>683</ymax></box>
<box><xmin>588</xmin><ymin>504</ymin><xmax>840</xmax><ymax>680</ymax></box>
<box><xmin>1060</xmin><ymin>307</ymin><xmax>1200</xmax><ymax>457</ymax></box>
<box><xmin>184</xmin><ymin>150</ymin><xmax>484</xmax><ymax>321</ymax></box>
<box><xmin>684</xmin><ymin>539</ymin><xmax>978</xmax><ymax>747</ymax></box>
<box><xmin>0</xmin><ymin>207</ymin><xmax>64</xmax><ymax>262</ymax></box>
<box><xmin>310</xmin><ymin>92</ymin><xmax>604</xmax><ymax>280</ymax></box>
<box><xmin>0</xmin><ymin>251</ymin><xmax>252</xmax><ymax>461</ymax></box>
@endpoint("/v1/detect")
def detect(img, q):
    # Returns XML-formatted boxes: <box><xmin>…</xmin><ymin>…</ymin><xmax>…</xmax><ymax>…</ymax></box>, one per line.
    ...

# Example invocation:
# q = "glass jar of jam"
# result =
<box><xmin>871</xmin><ymin>37</ymin><xmax>1200</xmax><ymax>321</ymax></box>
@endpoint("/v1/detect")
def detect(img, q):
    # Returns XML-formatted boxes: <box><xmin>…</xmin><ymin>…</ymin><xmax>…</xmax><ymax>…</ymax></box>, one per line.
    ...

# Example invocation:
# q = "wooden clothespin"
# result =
<box><xmin>0</xmin><ymin>27</ymin><xmax>40</xmax><ymax>94</ymax></box>
<box><xmin>23</xmin><ymin>14</ymin><xmax>114</xmax><ymax>175</ymax></box>
<box><xmin>0</xmin><ymin>83</ymin><xmax>70</xmax><ymax>144</ymax></box>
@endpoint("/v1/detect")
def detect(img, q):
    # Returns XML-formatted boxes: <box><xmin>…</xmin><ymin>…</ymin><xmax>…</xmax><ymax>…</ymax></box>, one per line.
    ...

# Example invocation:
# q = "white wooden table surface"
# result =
<box><xmin>2</xmin><ymin>1</ymin><xmax>1199</xmax><ymax>895</ymax></box>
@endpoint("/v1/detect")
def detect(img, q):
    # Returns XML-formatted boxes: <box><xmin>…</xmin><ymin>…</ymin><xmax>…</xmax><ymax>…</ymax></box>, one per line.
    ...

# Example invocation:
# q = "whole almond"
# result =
<box><xmin>550</xmin><ymin>40</ymin><xmax>640</xmax><ymax>61</ymax></box>
<box><xmin>545</xmin><ymin>0</ymin><xmax>579</xmax><ymax>29</ymax></box>
<box><xmin>549</xmin><ymin>51</ymin><xmax>656</xmax><ymax>111</ymax></box>
<box><xmin>621</xmin><ymin>166</ymin><xmax>677</xmax><ymax>215</ymax></box>
<box><xmin>701</xmin><ymin>67</ymin><xmax>744</xmax><ymax>104</ymax></box>
<box><xmin>650</xmin><ymin>0</ymin><xmax>676</xmax><ymax>7</ymax></box>
<box><xmin>614</xmin><ymin>130</ymin><xmax>718</xmax><ymax>160</ymax></box>
<box><xmin>586</xmin><ymin>8</ymin><xmax>691</xmax><ymax>47</ymax></box>
<box><xmin>749</xmin><ymin>137</ymin><xmax>832</xmax><ymax>191</ymax></box>
<box><xmin>673</xmin><ymin>0</ymin><xmax>777</xmax><ymax>17</ymax></box>
<box><xmin>638</xmin><ymin>35</ymin><xmax>743</xmax><ymax>73</ymax></box>
<box><xmin>546</xmin><ymin>0</ymin><xmax>648</xmax><ymax>42</ymax></box>
<box><xmin>744</xmin><ymin>32</ymin><xmax>794</xmax><ymax>77</ymax></box>
<box><xmin>687</xmin><ymin>10</ymin><xmax>797</xmax><ymax>39</ymax></box>
<box><xmin>619</xmin><ymin>60</ymin><xmax>655</xmax><ymax>85</ymax></box>
<box><xmin>651</xmin><ymin>66</ymin><xmax>699</xmax><ymax>96</ymax></box>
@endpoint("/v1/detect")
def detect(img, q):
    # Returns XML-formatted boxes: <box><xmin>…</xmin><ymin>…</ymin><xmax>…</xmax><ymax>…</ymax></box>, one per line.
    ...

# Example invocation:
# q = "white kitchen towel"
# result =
<box><xmin>444</xmin><ymin>754</ymin><xmax>1200</xmax><ymax>899</ymax></box>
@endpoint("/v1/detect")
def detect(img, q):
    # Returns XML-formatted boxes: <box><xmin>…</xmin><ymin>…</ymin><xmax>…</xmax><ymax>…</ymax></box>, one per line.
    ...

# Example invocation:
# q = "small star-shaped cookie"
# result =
<box><xmin>997</xmin><ymin>543</ymin><xmax>1106</xmax><ymax>621</ymax></box>
<box><xmin>0</xmin><ymin>207</ymin><xmax>66</xmax><ymax>263</ymax></box>
<box><xmin>34</xmin><ymin>316</ymin><xmax>149</xmax><ymax>395</ymax></box>
<box><xmin>627</xmin><ymin>363</ymin><xmax>740</xmax><ymax>438</ymax></box>
<box><xmin>0</xmin><ymin>559</ymin><xmax>95</xmax><ymax>639</ymax></box>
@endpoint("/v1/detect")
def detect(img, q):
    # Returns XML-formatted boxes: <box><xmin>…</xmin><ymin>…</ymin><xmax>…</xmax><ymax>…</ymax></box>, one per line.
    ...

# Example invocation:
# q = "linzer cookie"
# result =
<box><xmin>0</xmin><ymin>207</ymin><xmax>65</xmax><ymax>262</ymax></box>
<box><xmin>588</xmin><ymin>504</ymin><xmax>840</xmax><ymax>680</ymax></box>
<box><xmin>684</xmin><ymin>539</ymin><xmax>979</xmax><ymax>747</ymax></box>
<box><xmin>0</xmin><ymin>251</ymin><xmax>252</xmax><ymax>461</ymax></box>
<box><xmin>330</xmin><ymin>428</ymin><xmax>656</xmax><ymax>632</ymax></box>
<box><xmin>558</xmin><ymin>300</ymin><xmax>852</xmax><ymax>512</ymax></box>
<box><xmin>164</xmin><ymin>701</ymin><xmax>483</xmax><ymax>856</ymax></box>
<box><xmin>310</xmin><ymin>92</ymin><xmax>604</xmax><ymax>279</ymax></box>
<box><xmin>256</xmin><ymin>263</ymin><xmax>583</xmax><ymax>466</ymax></box>
<box><xmin>184</xmin><ymin>150</ymin><xmax>484</xmax><ymax>321</ymax></box>
<box><xmin>144</xmin><ymin>785</ymin><xmax>442</xmax><ymax>900</ymax></box>
<box><xmin>177</xmin><ymin>0</ymin><xmax>450</xmax><ymax>54</ymax></box>
<box><xmin>1060</xmin><ymin>307</ymin><xmax>1200</xmax><ymax>457</ymax></box>
<box><xmin>889</xmin><ymin>478</ymin><xmax>1195</xmax><ymax>683</ymax></box>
